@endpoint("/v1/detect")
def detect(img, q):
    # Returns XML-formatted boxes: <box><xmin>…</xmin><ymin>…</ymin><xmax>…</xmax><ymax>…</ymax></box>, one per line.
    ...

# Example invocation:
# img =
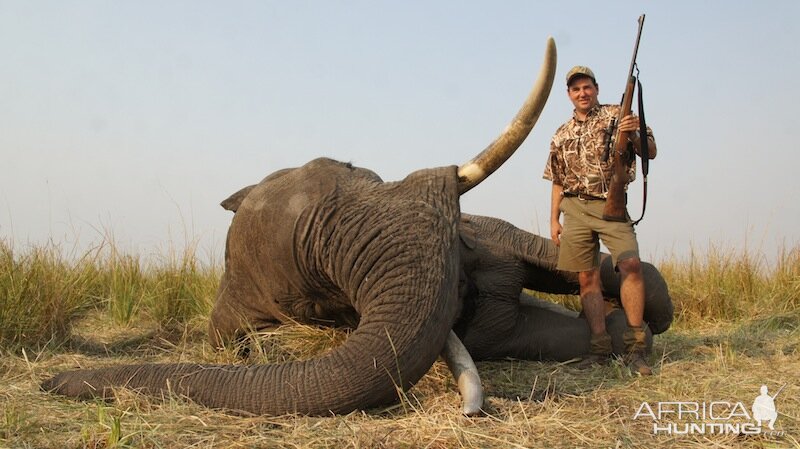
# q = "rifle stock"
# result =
<box><xmin>602</xmin><ymin>77</ymin><xmax>636</xmax><ymax>222</ymax></box>
<box><xmin>602</xmin><ymin>15</ymin><xmax>645</xmax><ymax>222</ymax></box>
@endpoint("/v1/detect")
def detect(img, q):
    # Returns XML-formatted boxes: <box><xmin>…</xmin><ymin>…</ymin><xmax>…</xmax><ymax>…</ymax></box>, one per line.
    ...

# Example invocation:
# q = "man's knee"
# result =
<box><xmin>617</xmin><ymin>257</ymin><xmax>642</xmax><ymax>276</ymax></box>
<box><xmin>578</xmin><ymin>269</ymin><xmax>602</xmax><ymax>293</ymax></box>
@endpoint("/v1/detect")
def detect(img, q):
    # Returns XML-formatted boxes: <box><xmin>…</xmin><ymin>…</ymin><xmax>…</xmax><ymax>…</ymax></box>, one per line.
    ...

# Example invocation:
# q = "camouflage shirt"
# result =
<box><xmin>543</xmin><ymin>104</ymin><xmax>654</xmax><ymax>198</ymax></box>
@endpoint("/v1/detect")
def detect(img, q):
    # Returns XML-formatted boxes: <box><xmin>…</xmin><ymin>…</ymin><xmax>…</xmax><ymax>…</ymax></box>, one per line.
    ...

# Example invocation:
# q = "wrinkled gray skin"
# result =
<box><xmin>216</xmin><ymin>192</ymin><xmax>673</xmax><ymax>363</ymax></box>
<box><xmin>454</xmin><ymin>213</ymin><xmax>672</xmax><ymax>361</ymax></box>
<box><xmin>45</xmin><ymin>159</ymin><xmax>465</xmax><ymax>416</ymax></box>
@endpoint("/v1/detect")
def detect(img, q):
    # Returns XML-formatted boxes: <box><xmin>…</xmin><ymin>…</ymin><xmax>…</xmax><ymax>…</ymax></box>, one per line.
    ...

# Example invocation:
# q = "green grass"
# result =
<box><xmin>0</xmin><ymin>238</ymin><xmax>798</xmax><ymax>448</ymax></box>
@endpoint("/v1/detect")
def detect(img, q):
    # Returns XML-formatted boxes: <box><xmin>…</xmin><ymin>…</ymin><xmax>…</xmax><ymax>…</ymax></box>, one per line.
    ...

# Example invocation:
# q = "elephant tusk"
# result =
<box><xmin>457</xmin><ymin>37</ymin><xmax>557</xmax><ymax>195</ymax></box>
<box><xmin>442</xmin><ymin>330</ymin><xmax>484</xmax><ymax>416</ymax></box>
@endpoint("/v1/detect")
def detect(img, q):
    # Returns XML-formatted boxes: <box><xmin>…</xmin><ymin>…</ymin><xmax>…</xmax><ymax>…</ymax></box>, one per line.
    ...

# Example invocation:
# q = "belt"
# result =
<box><xmin>562</xmin><ymin>191</ymin><xmax>605</xmax><ymax>201</ymax></box>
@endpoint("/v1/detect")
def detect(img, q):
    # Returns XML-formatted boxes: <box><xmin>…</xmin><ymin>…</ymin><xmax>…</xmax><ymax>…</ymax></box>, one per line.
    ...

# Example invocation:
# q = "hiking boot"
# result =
<box><xmin>572</xmin><ymin>332</ymin><xmax>613</xmax><ymax>369</ymax></box>
<box><xmin>623</xmin><ymin>325</ymin><xmax>653</xmax><ymax>376</ymax></box>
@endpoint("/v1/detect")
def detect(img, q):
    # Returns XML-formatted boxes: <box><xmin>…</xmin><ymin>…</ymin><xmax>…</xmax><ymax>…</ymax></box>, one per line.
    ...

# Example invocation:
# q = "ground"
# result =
<box><xmin>2</xmin><ymin>308</ymin><xmax>798</xmax><ymax>449</ymax></box>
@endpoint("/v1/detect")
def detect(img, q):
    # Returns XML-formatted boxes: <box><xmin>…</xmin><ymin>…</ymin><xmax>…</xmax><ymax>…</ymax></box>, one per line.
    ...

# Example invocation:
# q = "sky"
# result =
<box><xmin>2</xmin><ymin>1</ymin><xmax>798</xmax><ymax>265</ymax></box>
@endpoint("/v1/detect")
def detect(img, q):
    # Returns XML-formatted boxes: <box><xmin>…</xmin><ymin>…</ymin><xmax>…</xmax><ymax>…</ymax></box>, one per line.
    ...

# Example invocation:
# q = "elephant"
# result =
<box><xmin>39</xmin><ymin>37</ymin><xmax>669</xmax><ymax>416</ymax></box>
<box><xmin>453</xmin><ymin>213</ymin><xmax>672</xmax><ymax>363</ymax></box>
<box><xmin>204</xmin><ymin>207</ymin><xmax>672</xmax><ymax>362</ymax></box>
<box><xmin>202</xmin><ymin>201</ymin><xmax>672</xmax><ymax>416</ymax></box>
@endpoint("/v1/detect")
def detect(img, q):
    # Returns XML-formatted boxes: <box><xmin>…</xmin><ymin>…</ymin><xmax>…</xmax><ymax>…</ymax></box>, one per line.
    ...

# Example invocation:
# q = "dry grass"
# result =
<box><xmin>1</xmin><ymin>239</ymin><xmax>799</xmax><ymax>448</ymax></box>
<box><xmin>0</xmin><ymin>239</ymin><xmax>219</xmax><ymax>348</ymax></box>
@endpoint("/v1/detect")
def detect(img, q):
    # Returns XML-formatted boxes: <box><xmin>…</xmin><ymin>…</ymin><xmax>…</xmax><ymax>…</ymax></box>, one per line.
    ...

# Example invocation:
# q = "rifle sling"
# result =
<box><xmin>632</xmin><ymin>79</ymin><xmax>648</xmax><ymax>226</ymax></box>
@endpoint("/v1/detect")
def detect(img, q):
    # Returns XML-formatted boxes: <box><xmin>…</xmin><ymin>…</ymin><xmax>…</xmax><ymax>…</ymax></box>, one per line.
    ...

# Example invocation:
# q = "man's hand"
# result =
<box><xmin>550</xmin><ymin>183</ymin><xmax>564</xmax><ymax>246</ymax></box>
<box><xmin>550</xmin><ymin>182</ymin><xmax>564</xmax><ymax>246</ymax></box>
<box><xmin>551</xmin><ymin>220</ymin><xmax>562</xmax><ymax>246</ymax></box>
<box><xmin>618</xmin><ymin>114</ymin><xmax>640</xmax><ymax>134</ymax></box>
<box><xmin>619</xmin><ymin>113</ymin><xmax>657</xmax><ymax>159</ymax></box>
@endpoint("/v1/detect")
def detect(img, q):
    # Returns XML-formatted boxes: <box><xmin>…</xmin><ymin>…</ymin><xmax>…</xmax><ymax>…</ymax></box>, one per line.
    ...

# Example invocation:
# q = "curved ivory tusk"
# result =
<box><xmin>457</xmin><ymin>37</ymin><xmax>557</xmax><ymax>194</ymax></box>
<box><xmin>442</xmin><ymin>330</ymin><xmax>483</xmax><ymax>416</ymax></box>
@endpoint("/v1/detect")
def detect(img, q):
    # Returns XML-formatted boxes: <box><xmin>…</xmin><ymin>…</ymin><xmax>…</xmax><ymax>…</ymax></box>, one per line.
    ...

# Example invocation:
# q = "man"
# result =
<box><xmin>543</xmin><ymin>66</ymin><xmax>657</xmax><ymax>375</ymax></box>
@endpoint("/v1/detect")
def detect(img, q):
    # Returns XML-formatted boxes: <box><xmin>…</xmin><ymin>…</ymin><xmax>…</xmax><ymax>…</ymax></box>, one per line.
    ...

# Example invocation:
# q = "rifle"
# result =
<box><xmin>771</xmin><ymin>383</ymin><xmax>787</xmax><ymax>399</ymax></box>
<box><xmin>602</xmin><ymin>15</ymin><xmax>647</xmax><ymax>222</ymax></box>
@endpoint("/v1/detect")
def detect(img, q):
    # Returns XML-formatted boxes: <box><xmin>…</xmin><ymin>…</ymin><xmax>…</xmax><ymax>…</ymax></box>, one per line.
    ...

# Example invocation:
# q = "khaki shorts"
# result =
<box><xmin>557</xmin><ymin>196</ymin><xmax>639</xmax><ymax>272</ymax></box>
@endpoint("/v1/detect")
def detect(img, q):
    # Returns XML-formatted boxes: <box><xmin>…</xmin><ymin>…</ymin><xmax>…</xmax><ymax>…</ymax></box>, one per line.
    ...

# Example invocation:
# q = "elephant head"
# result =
<box><xmin>41</xmin><ymin>38</ymin><xmax>558</xmax><ymax>416</ymax></box>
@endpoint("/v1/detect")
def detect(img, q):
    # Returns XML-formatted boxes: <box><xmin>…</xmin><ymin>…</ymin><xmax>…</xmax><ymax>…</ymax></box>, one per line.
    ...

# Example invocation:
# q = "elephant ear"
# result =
<box><xmin>221</xmin><ymin>168</ymin><xmax>300</xmax><ymax>212</ymax></box>
<box><xmin>220</xmin><ymin>185</ymin><xmax>256</xmax><ymax>212</ymax></box>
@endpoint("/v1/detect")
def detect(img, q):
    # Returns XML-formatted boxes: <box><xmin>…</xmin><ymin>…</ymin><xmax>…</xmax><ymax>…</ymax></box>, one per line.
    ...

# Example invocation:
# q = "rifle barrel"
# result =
<box><xmin>626</xmin><ymin>15</ymin><xmax>646</xmax><ymax>81</ymax></box>
<box><xmin>771</xmin><ymin>383</ymin><xmax>787</xmax><ymax>399</ymax></box>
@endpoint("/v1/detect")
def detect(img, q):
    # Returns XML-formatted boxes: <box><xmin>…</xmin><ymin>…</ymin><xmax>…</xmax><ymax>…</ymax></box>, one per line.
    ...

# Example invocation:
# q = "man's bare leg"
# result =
<box><xmin>617</xmin><ymin>257</ymin><xmax>652</xmax><ymax>375</ymax></box>
<box><xmin>618</xmin><ymin>257</ymin><xmax>646</xmax><ymax>327</ymax></box>
<box><xmin>576</xmin><ymin>268</ymin><xmax>613</xmax><ymax>366</ymax></box>
<box><xmin>579</xmin><ymin>268</ymin><xmax>606</xmax><ymax>334</ymax></box>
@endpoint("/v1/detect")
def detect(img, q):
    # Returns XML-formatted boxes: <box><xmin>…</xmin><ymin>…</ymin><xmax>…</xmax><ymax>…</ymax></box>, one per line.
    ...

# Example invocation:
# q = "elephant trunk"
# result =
<box><xmin>43</xmin><ymin>299</ymin><xmax>457</xmax><ymax>415</ymax></box>
<box><xmin>42</xmin><ymin>237</ymin><xmax>460</xmax><ymax>414</ymax></box>
<box><xmin>43</xmin><ymin>171</ymin><xmax>463</xmax><ymax>416</ymax></box>
<box><xmin>460</xmin><ymin>214</ymin><xmax>577</xmax><ymax>294</ymax></box>
<box><xmin>457</xmin><ymin>37</ymin><xmax>557</xmax><ymax>194</ymax></box>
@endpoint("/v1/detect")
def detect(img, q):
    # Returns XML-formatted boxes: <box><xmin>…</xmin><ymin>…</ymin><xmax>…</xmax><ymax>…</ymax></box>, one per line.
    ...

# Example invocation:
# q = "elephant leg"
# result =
<box><xmin>465</xmin><ymin>293</ymin><xmax>653</xmax><ymax>362</ymax></box>
<box><xmin>516</xmin><ymin>294</ymin><xmax>653</xmax><ymax>360</ymax></box>
<box><xmin>458</xmin><ymin>299</ymin><xmax>585</xmax><ymax>361</ymax></box>
<box><xmin>441</xmin><ymin>331</ymin><xmax>483</xmax><ymax>416</ymax></box>
<box><xmin>509</xmin><ymin>296</ymin><xmax>591</xmax><ymax>361</ymax></box>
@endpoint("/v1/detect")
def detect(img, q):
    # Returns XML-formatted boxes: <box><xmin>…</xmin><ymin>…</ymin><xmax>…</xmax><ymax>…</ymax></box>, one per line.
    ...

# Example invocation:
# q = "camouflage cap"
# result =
<box><xmin>566</xmin><ymin>65</ymin><xmax>596</xmax><ymax>85</ymax></box>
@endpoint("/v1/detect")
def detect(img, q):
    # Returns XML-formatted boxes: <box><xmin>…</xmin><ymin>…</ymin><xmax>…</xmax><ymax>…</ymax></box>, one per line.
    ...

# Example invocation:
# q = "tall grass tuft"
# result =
<box><xmin>144</xmin><ymin>242</ymin><xmax>219</xmax><ymax>327</ymax></box>
<box><xmin>771</xmin><ymin>245</ymin><xmax>800</xmax><ymax>311</ymax></box>
<box><xmin>0</xmin><ymin>238</ymin><xmax>220</xmax><ymax>349</ymax></box>
<box><xmin>102</xmin><ymin>249</ymin><xmax>145</xmax><ymax>325</ymax></box>
<box><xmin>0</xmin><ymin>240</ymin><xmax>101</xmax><ymax>347</ymax></box>
<box><xmin>658</xmin><ymin>243</ymin><xmax>800</xmax><ymax>326</ymax></box>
